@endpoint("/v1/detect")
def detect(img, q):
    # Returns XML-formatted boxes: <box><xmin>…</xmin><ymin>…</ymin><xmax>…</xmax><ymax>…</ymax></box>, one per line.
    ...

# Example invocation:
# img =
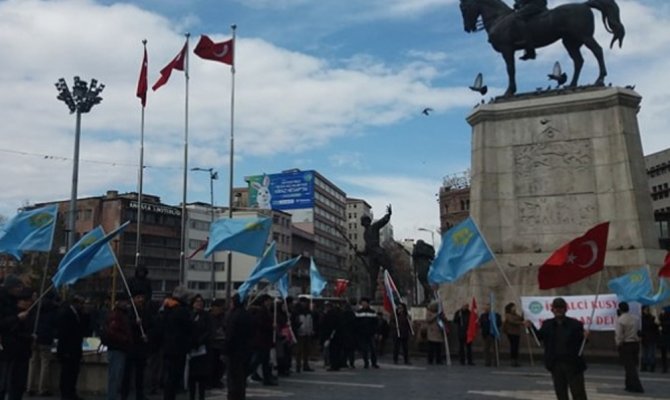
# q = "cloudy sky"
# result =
<box><xmin>0</xmin><ymin>0</ymin><xmax>668</xmax><ymax>243</ymax></box>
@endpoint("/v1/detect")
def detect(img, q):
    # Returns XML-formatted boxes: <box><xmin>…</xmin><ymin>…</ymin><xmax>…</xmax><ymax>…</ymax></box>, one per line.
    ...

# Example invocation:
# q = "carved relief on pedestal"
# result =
<box><xmin>513</xmin><ymin>139</ymin><xmax>593</xmax><ymax>197</ymax></box>
<box><xmin>517</xmin><ymin>195</ymin><xmax>597</xmax><ymax>234</ymax></box>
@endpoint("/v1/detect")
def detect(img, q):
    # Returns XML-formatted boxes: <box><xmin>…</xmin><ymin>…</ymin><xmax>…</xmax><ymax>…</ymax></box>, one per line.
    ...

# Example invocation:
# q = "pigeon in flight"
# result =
<box><xmin>548</xmin><ymin>61</ymin><xmax>568</xmax><ymax>86</ymax></box>
<box><xmin>422</xmin><ymin>107</ymin><xmax>433</xmax><ymax>116</ymax></box>
<box><xmin>469</xmin><ymin>72</ymin><xmax>487</xmax><ymax>95</ymax></box>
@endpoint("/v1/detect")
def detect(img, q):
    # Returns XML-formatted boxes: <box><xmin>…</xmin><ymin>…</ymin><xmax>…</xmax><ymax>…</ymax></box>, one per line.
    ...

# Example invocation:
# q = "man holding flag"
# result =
<box><xmin>479</xmin><ymin>301</ymin><xmax>502</xmax><ymax>367</ymax></box>
<box><xmin>453</xmin><ymin>302</ymin><xmax>474</xmax><ymax>366</ymax></box>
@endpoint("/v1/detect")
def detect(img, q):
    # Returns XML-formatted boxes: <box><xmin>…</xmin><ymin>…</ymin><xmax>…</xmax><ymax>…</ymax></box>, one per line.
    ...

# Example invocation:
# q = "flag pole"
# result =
<box><xmin>578</xmin><ymin>270</ymin><xmax>603</xmax><ymax>356</ymax></box>
<box><xmin>225</xmin><ymin>24</ymin><xmax>237</xmax><ymax>304</ymax></box>
<box><xmin>27</xmin><ymin>283</ymin><xmax>55</xmax><ymax>314</ymax></box>
<box><xmin>179</xmin><ymin>33</ymin><xmax>191</xmax><ymax>286</ymax></box>
<box><xmin>135</xmin><ymin>39</ymin><xmax>147</xmax><ymax>269</ymax></box>
<box><xmin>111</xmin><ymin>251</ymin><xmax>147</xmax><ymax>339</ymax></box>
<box><xmin>32</xmin><ymin>252</ymin><xmax>52</xmax><ymax>335</ymax></box>
<box><xmin>435</xmin><ymin>290</ymin><xmax>452</xmax><ymax>366</ymax></box>
<box><xmin>471</xmin><ymin>218</ymin><xmax>541</xmax><ymax>349</ymax></box>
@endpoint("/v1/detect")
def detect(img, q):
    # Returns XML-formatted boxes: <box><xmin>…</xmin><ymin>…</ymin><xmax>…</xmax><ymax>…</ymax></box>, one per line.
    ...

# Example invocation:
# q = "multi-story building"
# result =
<box><xmin>645</xmin><ymin>148</ymin><xmax>670</xmax><ymax>249</ymax></box>
<box><xmin>39</xmin><ymin>190</ymin><xmax>182</xmax><ymax>298</ymax></box>
<box><xmin>244</xmin><ymin>169</ymin><xmax>348</xmax><ymax>283</ymax></box>
<box><xmin>345</xmin><ymin>198</ymin><xmax>372</xmax><ymax>264</ymax></box>
<box><xmin>438</xmin><ymin>171</ymin><xmax>471</xmax><ymax>232</ymax></box>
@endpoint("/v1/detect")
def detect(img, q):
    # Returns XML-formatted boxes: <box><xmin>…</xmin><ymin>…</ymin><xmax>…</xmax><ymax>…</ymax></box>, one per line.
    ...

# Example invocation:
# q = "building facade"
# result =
<box><xmin>645</xmin><ymin>148</ymin><xmax>670</xmax><ymax>249</ymax></box>
<box><xmin>438</xmin><ymin>172</ymin><xmax>471</xmax><ymax>232</ymax></box>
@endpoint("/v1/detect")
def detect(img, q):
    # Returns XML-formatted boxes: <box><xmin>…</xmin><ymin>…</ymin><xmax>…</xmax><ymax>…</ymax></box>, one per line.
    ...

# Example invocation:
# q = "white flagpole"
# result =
<box><xmin>225</xmin><ymin>25</ymin><xmax>237</xmax><ymax>304</ymax></box>
<box><xmin>135</xmin><ymin>39</ymin><xmax>147</xmax><ymax>269</ymax></box>
<box><xmin>385</xmin><ymin>270</ymin><xmax>400</xmax><ymax>338</ymax></box>
<box><xmin>471</xmin><ymin>218</ymin><xmax>541</xmax><ymax>350</ymax></box>
<box><xmin>578</xmin><ymin>271</ymin><xmax>603</xmax><ymax>356</ymax></box>
<box><xmin>111</xmin><ymin>250</ymin><xmax>147</xmax><ymax>339</ymax></box>
<box><xmin>435</xmin><ymin>290</ymin><xmax>452</xmax><ymax>366</ymax></box>
<box><xmin>32</xmin><ymin>253</ymin><xmax>52</xmax><ymax>335</ymax></box>
<box><xmin>179</xmin><ymin>33</ymin><xmax>190</xmax><ymax>285</ymax></box>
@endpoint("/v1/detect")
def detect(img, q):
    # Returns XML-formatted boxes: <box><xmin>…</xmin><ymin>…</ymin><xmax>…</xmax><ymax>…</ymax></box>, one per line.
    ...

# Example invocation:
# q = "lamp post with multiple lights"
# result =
<box><xmin>191</xmin><ymin>167</ymin><xmax>219</xmax><ymax>300</ymax></box>
<box><xmin>55</xmin><ymin>77</ymin><xmax>104</xmax><ymax>250</ymax></box>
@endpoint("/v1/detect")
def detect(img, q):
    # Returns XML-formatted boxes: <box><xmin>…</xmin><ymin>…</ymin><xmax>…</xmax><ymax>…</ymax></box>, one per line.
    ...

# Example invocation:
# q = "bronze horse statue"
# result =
<box><xmin>459</xmin><ymin>0</ymin><xmax>625</xmax><ymax>96</ymax></box>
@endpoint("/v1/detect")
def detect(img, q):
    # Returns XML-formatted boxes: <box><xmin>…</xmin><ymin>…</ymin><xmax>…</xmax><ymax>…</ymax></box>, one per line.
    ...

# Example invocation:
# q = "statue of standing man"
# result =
<box><xmin>360</xmin><ymin>204</ymin><xmax>394</xmax><ymax>298</ymax></box>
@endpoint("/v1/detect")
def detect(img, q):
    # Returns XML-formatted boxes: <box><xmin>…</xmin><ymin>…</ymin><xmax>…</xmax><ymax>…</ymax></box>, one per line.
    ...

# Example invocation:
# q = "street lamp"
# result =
<box><xmin>55</xmin><ymin>76</ymin><xmax>104</xmax><ymax>250</ymax></box>
<box><xmin>418</xmin><ymin>227</ymin><xmax>436</xmax><ymax>248</ymax></box>
<box><xmin>191</xmin><ymin>167</ymin><xmax>219</xmax><ymax>300</ymax></box>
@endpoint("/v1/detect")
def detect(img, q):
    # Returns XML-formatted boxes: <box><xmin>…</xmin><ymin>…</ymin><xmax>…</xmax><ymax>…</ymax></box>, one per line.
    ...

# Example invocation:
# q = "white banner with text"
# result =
<box><xmin>521</xmin><ymin>294</ymin><xmax>640</xmax><ymax>331</ymax></box>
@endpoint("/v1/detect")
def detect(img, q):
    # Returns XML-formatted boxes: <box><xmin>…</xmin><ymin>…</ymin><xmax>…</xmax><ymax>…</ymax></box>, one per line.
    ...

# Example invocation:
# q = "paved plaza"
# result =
<box><xmin>203</xmin><ymin>359</ymin><xmax>670</xmax><ymax>400</ymax></box>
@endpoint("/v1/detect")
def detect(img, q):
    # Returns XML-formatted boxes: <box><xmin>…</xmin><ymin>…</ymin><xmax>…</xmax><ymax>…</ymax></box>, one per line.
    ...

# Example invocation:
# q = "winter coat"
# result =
<box><xmin>425</xmin><ymin>309</ymin><xmax>446</xmax><ymax>343</ymax></box>
<box><xmin>160</xmin><ymin>298</ymin><xmax>193</xmax><ymax>357</ymax></box>
<box><xmin>504</xmin><ymin>312</ymin><xmax>524</xmax><ymax>336</ymax></box>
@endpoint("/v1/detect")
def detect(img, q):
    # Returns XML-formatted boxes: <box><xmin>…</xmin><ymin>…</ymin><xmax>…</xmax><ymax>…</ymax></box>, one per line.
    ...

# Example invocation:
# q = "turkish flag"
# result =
<box><xmin>136</xmin><ymin>47</ymin><xmax>148</xmax><ymax>107</ymax></box>
<box><xmin>152</xmin><ymin>42</ymin><xmax>187</xmax><ymax>91</ymax></box>
<box><xmin>334</xmin><ymin>279</ymin><xmax>349</xmax><ymax>297</ymax></box>
<box><xmin>659</xmin><ymin>251</ymin><xmax>670</xmax><ymax>278</ymax></box>
<box><xmin>466</xmin><ymin>297</ymin><xmax>478</xmax><ymax>344</ymax></box>
<box><xmin>194</xmin><ymin>35</ymin><xmax>234</xmax><ymax>65</ymax></box>
<box><xmin>538</xmin><ymin>222</ymin><xmax>610</xmax><ymax>290</ymax></box>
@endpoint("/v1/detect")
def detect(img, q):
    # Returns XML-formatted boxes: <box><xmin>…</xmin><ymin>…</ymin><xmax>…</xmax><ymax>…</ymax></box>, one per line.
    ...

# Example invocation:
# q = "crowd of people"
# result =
<box><xmin>2</xmin><ymin>270</ymin><xmax>670</xmax><ymax>400</ymax></box>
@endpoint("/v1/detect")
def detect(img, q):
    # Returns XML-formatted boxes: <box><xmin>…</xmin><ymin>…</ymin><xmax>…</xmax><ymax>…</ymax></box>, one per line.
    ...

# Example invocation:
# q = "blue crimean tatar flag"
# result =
<box><xmin>310</xmin><ymin>257</ymin><xmax>327</xmax><ymax>297</ymax></box>
<box><xmin>639</xmin><ymin>278</ymin><xmax>670</xmax><ymax>306</ymax></box>
<box><xmin>428</xmin><ymin>217</ymin><xmax>494</xmax><ymax>284</ymax></box>
<box><xmin>52</xmin><ymin>222</ymin><xmax>130</xmax><ymax>288</ymax></box>
<box><xmin>607</xmin><ymin>266</ymin><xmax>653</xmax><ymax>303</ymax></box>
<box><xmin>205</xmin><ymin>216</ymin><xmax>271</xmax><ymax>258</ymax></box>
<box><xmin>238</xmin><ymin>242</ymin><xmax>278</xmax><ymax>300</ymax></box>
<box><xmin>277</xmin><ymin>274</ymin><xmax>289</xmax><ymax>299</ymax></box>
<box><xmin>0</xmin><ymin>204</ymin><xmax>58</xmax><ymax>259</ymax></box>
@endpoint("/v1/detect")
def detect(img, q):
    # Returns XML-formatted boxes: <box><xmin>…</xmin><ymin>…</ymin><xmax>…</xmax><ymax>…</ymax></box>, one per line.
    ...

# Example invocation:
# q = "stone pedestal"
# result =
<box><xmin>440</xmin><ymin>87</ymin><xmax>664</xmax><ymax>313</ymax></box>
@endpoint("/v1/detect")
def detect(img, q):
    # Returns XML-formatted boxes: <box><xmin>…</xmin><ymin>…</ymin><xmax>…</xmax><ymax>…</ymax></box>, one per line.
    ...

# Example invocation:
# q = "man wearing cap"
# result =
<box><xmin>355</xmin><ymin>297</ymin><xmax>379</xmax><ymax>369</ymax></box>
<box><xmin>615</xmin><ymin>302</ymin><xmax>644</xmax><ymax>393</ymax></box>
<box><xmin>527</xmin><ymin>297</ymin><xmax>588</xmax><ymax>400</ymax></box>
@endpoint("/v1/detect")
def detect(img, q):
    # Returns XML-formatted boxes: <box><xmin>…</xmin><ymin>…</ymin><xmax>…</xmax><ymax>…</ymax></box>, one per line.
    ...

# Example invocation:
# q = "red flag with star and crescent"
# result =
<box><xmin>136</xmin><ymin>46</ymin><xmax>148</xmax><ymax>106</ymax></box>
<box><xmin>538</xmin><ymin>222</ymin><xmax>609</xmax><ymax>290</ymax></box>
<box><xmin>193</xmin><ymin>35</ymin><xmax>234</xmax><ymax>65</ymax></box>
<box><xmin>659</xmin><ymin>251</ymin><xmax>670</xmax><ymax>278</ymax></box>
<box><xmin>152</xmin><ymin>42</ymin><xmax>187</xmax><ymax>91</ymax></box>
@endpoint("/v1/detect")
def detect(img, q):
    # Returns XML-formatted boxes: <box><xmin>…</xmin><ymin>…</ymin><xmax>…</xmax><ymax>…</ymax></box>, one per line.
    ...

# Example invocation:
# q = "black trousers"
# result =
<box><xmin>0</xmin><ymin>356</ymin><xmax>30</xmax><ymax>400</ymax></box>
<box><xmin>427</xmin><ymin>341</ymin><xmax>443</xmax><ymax>364</ymax></box>
<box><xmin>393</xmin><ymin>337</ymin><xmax>409</xmax><ymax>363</ymax></box>
<box><xmin>121</xmin><ymin>355</ymin><xmax>146</xmax><ymax>400</ymax></box>
<box><xmin>227</xmin><ymin>355</ymin><xmax>248</xmax><ymax>400</ymax></box>
<box><xmin>458</xmin><ymin>337</ymin><xmax>472</xmax><ymax>365</ymax></box>
<box><xmin>358</xmin><ymin>336</ymin><xmax>377</xmax><ymax>367</ymax></box>
<box><xmin>620</xmin><ymin>342</ymin><xmax>644</xmax><ymax>392</ymax></box>
<box><xmin>58</xmin><ymin>355</ymin><xmax>81</xmax><ymax>400</ymax></box>
<box><xmin>163</xmin><ymin>355</ymin><xmax>186</xmax><ymax>400</ymax></box>
<box><xmin>550</xmin><ymin>361</ymin><xmax>587</xmax><ymax>400</ymax></box>
<box><xmin>508</xmin><ymin>334</ymin><xmax>520</xmax><ymax>362</ymax></box>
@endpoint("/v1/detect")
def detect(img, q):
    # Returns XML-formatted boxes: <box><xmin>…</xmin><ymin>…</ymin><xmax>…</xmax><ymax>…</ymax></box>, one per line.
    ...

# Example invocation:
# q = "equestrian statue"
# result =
<box><xmin>459</xmin><ymin>0</ymin><xmax>625</xmax><ymax>96</ymax></box>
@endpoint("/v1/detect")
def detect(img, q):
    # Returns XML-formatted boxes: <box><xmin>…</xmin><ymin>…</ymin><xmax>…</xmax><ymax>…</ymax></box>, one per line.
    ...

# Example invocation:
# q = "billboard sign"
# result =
<box><xmin>247</xmin><ymin>170</ymin><xmax>315</xmax><ymax>210</ymax></box>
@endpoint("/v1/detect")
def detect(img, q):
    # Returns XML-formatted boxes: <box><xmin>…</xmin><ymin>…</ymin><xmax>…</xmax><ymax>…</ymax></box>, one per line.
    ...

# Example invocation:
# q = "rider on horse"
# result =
<box><xmin>514</xmin><ymin>0</ymin><xmax>548</xmax><ymax>60</ymax></box>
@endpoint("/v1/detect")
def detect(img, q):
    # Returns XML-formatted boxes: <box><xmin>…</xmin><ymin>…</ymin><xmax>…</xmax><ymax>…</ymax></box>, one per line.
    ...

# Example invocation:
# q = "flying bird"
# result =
<box><xmin>625</xmin><ymin>84</ymin><xmax>636</xmax><ymax>90</ymax></box>
<box><xmin>548</xmin><ymin>61</ymin><xmax>568</xmax><ymax>86</ymax></box>
<box><xmin>469</xmin><ymin>73</ymin><xmax>488</xmax><ymax>95</ymax></box>
<box><xmin>422</xmin><ymin>107</ymin><xmax>433</xmax><ymax>116</ymax></box>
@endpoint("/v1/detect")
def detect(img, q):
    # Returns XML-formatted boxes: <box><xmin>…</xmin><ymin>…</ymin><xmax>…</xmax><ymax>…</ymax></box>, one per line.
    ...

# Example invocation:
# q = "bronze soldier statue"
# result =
<box><xmin>360</xmin><ymin>205</ymin><xmax>394</xmax><ymax>298</ymax></box>
<box><xmin>412</xmin><ymin>240</ymin><xmax>436</xmax><ymax>305</ymax></box>
<box><xmin>514</xmin><ymin>0</ymin><xmax>548</xmax><ymax>60</ymax></box>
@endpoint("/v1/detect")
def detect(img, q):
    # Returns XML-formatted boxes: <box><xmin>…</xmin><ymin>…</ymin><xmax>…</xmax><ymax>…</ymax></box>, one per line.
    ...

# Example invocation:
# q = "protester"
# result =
<box><xmin>128</xmin><ymin>265</ymin><xmax>153</xmax><ymax>303</ymax></box>
<box><xmin>660</xmin><ymin>306</ymin><xmax>670</xmax><ymax>374</ymax></box>
<box><xmin>373</xmin><ymin>312</ymin><xmax>389</xmax><ymax>359</ymax></box>
<box><xmin>355</xmin><ymin>297</ymin><xmax>379</xmax><ymax>369</ymax></box>
<box><xmin>57</xmin><ymin>295</ymin><xmax>87</xmax><ymax>400</ymax></box>
<box><xmin>390</xmin><ymin>303</ymin><xmax>412</xmax><ymax>365</ymax></box>
<box><xmin>225</xmin><ymin>293</ymin><xmax>253</xmax><ymax>400</ymax></box>
<box><xmin>453</xmin><ymin>303</ymin><xmax>473</xmax><ymax>366</ymax></box>
<box><xmin>503</xmin><ymin>302</ymin><xmax>524</xmax><ymax>367</ymax></box>
<box><xmin>275</xmin><ymin>299</ymin><xmax>293</xmax><ymax>377</ymax></box>
<box><xmin>121</xmin><ymin>293</ymin><xmax>149</xmax><ymax>400</ymax></box>
<box><xmin>323</xmin><ymin>302</ymin><xmax>344</xmax><ymax>371</ymax></box>
<box><xmin>146</xmin><ymin>299</ymin><xmax>165</xmax><ymax>395</ymax></box>
<box><xmin>528</xmin><ymin>297</ymin><xmax>588</xmax><ymax>400</ymax></box>
<box><xmin>640</xmin><ymin>305</ymin><xmax>659</xmax><ymax>372</ymax></box>
<box><xmin>103</xmin><ymin>296</ymin><xmax>133</xmax><ymax>400</ymax></box>
<box><xmin>248</xmin><ymin>295</ymin><xmax>276</xmax><ymax>385</ymax></box>
<box><xmin>27</xmin><ymin>292</ymin><xmax>58</xmax><ymax>397</ymax></box>
<box><xmin>0</xmin><ymin>284</ymin><xmax>35</xmax><ymax>400</ymax></box>
<box><xmin>340</xmin><ymin>301</ymin><xmax>357</xmax><ymax>368</ymax></box>
<box><xmin>479</xmin><ymin>302</ymin><xmax>502</xmax><ymax>367</ymax></box>
<box><xmin>294</xmin><ymin>297</ymin><xmax>314</xmax><ymax>372</ymax></box>
<box><xmin>615</xmin><ymin>302</ymin><xmax>644</xmax><ymax>393</ymax></box>
<box><xmin>209</xmin><ymin>299</ymin><xmax>227</xmax><ymax>388</ymax></box>
<box><xmin>424</xmin><ymin>302</ymin><xmax>446</xmax><ymax>365</ymax></box>
<box><xmin>161</xmin><ymin>287</ymin><xmax>193</xmax><ymax>400</ymax></box>
<box><xmin>188</xmin><ymin>295</ymin><xmax>211</xmax><ymax>400</ymax></box>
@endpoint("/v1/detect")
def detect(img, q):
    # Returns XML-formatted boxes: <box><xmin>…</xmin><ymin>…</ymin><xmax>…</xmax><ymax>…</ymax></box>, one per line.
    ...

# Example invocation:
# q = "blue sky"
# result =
<box><xmin>0</xmin><ymin>0</ymin><xmax>669</xmax><ymax>242</ymax></box>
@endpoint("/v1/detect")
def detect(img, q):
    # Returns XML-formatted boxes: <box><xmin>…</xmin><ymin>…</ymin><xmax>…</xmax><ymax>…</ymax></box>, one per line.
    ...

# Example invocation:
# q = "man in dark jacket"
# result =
<box><xmin>161</xmin><ymin>287</ymin><xmax>193</xmax><ymax>400</ymax></box>
<box><xmin>0</xmin><ymin>285</ymin><xmax>35</xmax><ymax>400</ymax></box>
<box><xmin>57</xmin><ymin>296</ymin><xmax>87</xmax><ymax>400</ymax></box>
<box><xmin>355</xmin><ymin>298</ymin><xmax>379</xmax><ymax>369</ymax></box>
<box><xmin>103</xmin><ymin>296</ymin><xmax>133</xmax><ymax>400</ymax></box>
<box><xmin>529</xmin><ymin>297</ymin><xmax>588</xmax><ymax>400</ymax></box>
<box><xmin>479</xmin><ymin>303</ymin><xmax>502</xmax><ymax>367</ymax></box>
<box><xmin>209</xmin><ymin>299</ymin><xmax>227</xmax><ymax>389</ymax></box>
<box><xmin>225</xmin><ymin>294</ymin><xmax>252</xmax><ymax>400</ymax></box>
<box><xmin>27</xmin><ymin>293</ymin><xmax>58</xmax><ymax>396</ymax></box>
<box><xmin>121</xmin><ymin>293</ymin><xmax>149</xmax><ymax>400</ymax></box>
<box><xmin>248</xmin><ymin>295</ymin><xmax>275</xmax><ymax>386</ymax></box>
<box><xmin>453</xmin><ymin>303</ymin><xmax>473</xmax><ymax>365</ymax></box>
